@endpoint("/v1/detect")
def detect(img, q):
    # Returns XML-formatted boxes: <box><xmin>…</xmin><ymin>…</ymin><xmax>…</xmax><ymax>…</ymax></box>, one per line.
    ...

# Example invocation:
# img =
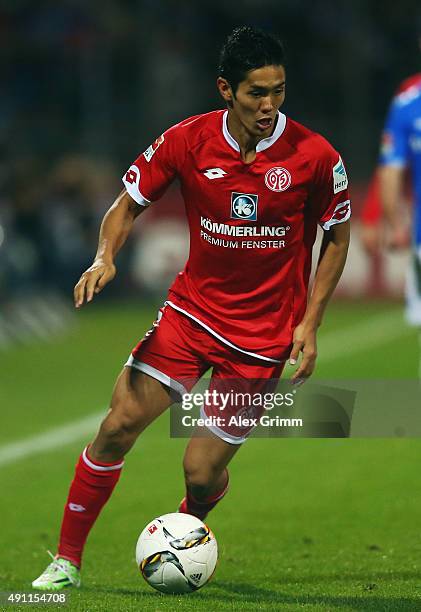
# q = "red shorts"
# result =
<box><xmin>126</xmin><ymin>305</ymin><xmax>284</xmax><ymax>444</ymax></box>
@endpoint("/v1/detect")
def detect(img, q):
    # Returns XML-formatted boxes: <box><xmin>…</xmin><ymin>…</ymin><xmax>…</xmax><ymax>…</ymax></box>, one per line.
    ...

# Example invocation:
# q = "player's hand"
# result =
<box><xmin>288</xmin><ymin>322</ymin><xmax>317</xmax><ymax>386</ymax></box>
<box><xmin>386</xmin><ymin>225</ymin><xmax>411</xmax><ymax>250</ymax></box>
<box><xmin>74</xmin><ymin>258</ymin><xmax>116</xmax><ymax>308</ymax></box>
<box><xmin>360</xmin><ymin>225</ymin><xmax>381</xmax><ymax>256</ymax></box>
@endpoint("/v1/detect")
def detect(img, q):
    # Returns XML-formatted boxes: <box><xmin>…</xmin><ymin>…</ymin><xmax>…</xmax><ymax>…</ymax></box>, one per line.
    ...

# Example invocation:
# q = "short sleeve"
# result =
<box><xmin>122</xmin><ymin>123</ymin><xmax>187</xmax><ymax>206</ymax></box>
<box><xmin>310</xmin><ymin>142</ymin><xmax>352</xmax><ymax>231</ymax></box>
<box><xmin>379</xmin><ymin>95</ymin><xmax>410</xmax><ymax>167</ymax></box>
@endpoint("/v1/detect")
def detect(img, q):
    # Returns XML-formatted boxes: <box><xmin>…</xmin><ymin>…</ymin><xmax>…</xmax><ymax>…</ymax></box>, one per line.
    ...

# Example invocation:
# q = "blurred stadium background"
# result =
<box><xmin>2</xmin><ymin>3</ymin><xmax>421</xmax><ymax>608</ymax></box>
<box><xmin>1</xmin><ymin>0</ymin><xmax>421</xmax><ymax>346</ymax></box>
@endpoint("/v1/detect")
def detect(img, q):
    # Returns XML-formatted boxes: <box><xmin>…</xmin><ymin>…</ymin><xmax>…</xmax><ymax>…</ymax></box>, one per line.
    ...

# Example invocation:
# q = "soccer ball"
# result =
<box><xmin>136</xmin><ymin>512</ymin><xmax>218</xmax><ymax>594</ymax></box>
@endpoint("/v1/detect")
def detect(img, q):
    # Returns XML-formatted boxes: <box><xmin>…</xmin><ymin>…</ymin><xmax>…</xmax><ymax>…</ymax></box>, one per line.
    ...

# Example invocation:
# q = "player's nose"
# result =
<box><xmin>260</xmin><ymin>96</ymin><xmax>274</xmax><ymax>113</ymax></box>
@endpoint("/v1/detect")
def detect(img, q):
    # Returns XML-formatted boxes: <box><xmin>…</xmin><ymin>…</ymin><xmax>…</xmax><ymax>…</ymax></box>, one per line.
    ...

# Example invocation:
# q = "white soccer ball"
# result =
<box><xmin>136</xmin><ymin>512</ymin><xmax>218</xmax><ymax>594</ymax></box>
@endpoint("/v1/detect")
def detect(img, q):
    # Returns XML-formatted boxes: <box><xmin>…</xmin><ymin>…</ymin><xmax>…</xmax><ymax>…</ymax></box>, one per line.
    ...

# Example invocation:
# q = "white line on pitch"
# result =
<box><xmin>0</xmin><ymin>411</ymin><xmax>104</xmax><ymax>467</ymax></box>
<box><xmin>0</xmin><ymin>309</ymin><xmax>413</xmax><ymax>467</ymax></box>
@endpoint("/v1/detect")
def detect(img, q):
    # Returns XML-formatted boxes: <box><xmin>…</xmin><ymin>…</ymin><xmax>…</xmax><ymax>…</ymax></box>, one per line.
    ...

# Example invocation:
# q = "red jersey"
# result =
<box><xmin>123</xmin><ymin>110</ymin><xmax>351</xmax><ymax>362</ymax></box>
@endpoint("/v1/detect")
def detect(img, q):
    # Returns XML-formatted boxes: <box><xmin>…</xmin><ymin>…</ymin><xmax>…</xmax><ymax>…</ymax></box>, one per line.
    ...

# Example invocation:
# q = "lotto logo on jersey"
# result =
<box><xmin>321</xmin><ymin>199</ymin><xmax>351</xmax><ymax>230</ymax></box>
<box><xmin>125</xmin><ymin>167</ymin><xmax>138</xmax><ymax>185</ymax></box>
<box><xmin>333</xmin><ymin>157</ymin><xmax>348</xmax><ymax>194</ymax></box>
<box><xmin>330</xmin><ymin>199</ymin><xmax>351</xmax><ymax>222</ymax></box>
<box><xmin>203</xmin><ymin>167</ymin><xmax>227</xmax><ymax>179</ymax></box>
<box><xmin>123</xmin><ymin>164</ymin><xmax>146</xmax><ymax>204</ymax></box>
<box><xmin>231</xmin><ymin>193</ymin><xmax>258</xmax><ymax>221</ymax></box>
<box><xmin>143</xmin><ymin>134</ymin><xmax>165</xmax><ymax>162</ymax></box>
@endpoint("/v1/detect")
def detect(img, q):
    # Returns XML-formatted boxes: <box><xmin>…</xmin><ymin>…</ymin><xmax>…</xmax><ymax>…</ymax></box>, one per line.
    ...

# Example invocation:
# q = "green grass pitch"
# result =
<box><xmin>1</xmin><ymin>300</ymin><xmax>421</xmax><ymax>611</ymax></box>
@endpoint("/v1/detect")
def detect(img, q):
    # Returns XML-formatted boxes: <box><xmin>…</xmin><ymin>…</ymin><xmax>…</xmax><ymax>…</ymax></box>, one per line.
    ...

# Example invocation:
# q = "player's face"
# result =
<box><xmin>232</xmin><ymin>65</ymin><xmax>286</xmax><ymax>137</ymax></box>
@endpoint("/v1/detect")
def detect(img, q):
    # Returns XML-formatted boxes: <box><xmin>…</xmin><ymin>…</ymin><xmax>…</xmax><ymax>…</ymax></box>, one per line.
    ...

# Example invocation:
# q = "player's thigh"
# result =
<box><xmin>202</xmin><ymin>352</ymin><xmax>284</xmax><ymax>442</ymax></box>
<box><xmin>104</xmin><ymin>366</ymin><xmax>173</xmax><ymax>435</ymax></box>
<box><xmin>183</xmin><ymin>429</ymin><xmax>241</xmax><ymax>481</ymax></box>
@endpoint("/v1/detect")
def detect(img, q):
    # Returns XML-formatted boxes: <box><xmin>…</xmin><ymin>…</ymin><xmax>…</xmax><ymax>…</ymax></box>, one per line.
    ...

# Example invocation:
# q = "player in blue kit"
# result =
<box><xmin>379</xmin><ymin>62</ymin><xmax>421</xmax><ymax>374</ymax></box>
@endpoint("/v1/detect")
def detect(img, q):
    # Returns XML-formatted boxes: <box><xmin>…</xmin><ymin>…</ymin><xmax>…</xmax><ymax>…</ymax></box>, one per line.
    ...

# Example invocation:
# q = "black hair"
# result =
<box><xmin>218</xmin><ymin>26</ymin><xmax>285</xmax><ymax>95</ymax></box>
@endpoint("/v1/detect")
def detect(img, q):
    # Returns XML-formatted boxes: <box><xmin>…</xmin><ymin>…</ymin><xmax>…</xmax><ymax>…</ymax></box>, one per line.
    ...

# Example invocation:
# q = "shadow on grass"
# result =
<box><xmin>81</xmin><ymin>577</ymin><xmax>421</xmax><ymax>611</ymax></box>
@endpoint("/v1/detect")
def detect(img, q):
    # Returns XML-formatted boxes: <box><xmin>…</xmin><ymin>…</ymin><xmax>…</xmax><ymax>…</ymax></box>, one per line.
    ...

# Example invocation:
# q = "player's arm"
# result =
<box><xmin>378</xmin><ymin>95</ymin><xmax>411</xmax><ymax>249</ymax></box>
<box><xmin>378</xmin><ymin>164</ymin><xmax>410</xmax><ymax>249</ymax></box>
<box><xmin>74</xmin><ymin>125</ymin><xmax>183</xmax><ymax>307</ymax></box>
<box><xmin>289</xmin><ymin>220</ymin><xmax>350</xmax><ymax>384</ymax></box>
<box><xmin>74</xmin><ymin>189</ymin><xmax>145</xmax><ymax>308</ymax></box>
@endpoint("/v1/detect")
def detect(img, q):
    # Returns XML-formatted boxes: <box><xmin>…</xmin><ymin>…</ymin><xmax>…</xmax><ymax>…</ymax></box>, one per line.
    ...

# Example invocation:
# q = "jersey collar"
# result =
<box><xmin>222</xmin><ymin>110</ymin><xmax>287</xmax><ymax>153</ymax></box>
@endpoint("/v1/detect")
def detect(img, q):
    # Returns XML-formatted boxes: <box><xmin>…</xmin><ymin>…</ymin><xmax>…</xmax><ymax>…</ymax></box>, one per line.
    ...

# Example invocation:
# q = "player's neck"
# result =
<box><xmin>227</xmin><ymin>111</ymin><xmax>275</xmax><ymax>163</ymax></box>
<box><xmin>227</xmin><ymin>112</ymin><xmax>259</xmax><ymax>163</ymax></box>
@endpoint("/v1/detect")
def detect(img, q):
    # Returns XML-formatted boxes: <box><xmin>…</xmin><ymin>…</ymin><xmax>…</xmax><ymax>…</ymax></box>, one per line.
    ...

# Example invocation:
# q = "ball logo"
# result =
<box><xmin>265</xmin><ymin>167</ymin><xmax>291</xmax><ymax>192</ymax></box>
<box><xmin>231</xmin><ymin>192</ymin><xmax>258</xmax><ymax>221</ymax></box>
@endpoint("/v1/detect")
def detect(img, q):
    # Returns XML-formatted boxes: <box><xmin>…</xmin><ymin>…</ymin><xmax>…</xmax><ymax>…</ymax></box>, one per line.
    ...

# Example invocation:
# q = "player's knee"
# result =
<box><xmin>101</xmin><ymin>412</ymin><xmax>142</xmax><ymax>438</ymax></box>
<box><xmin>98</xmin><ymin>410</ymin><xmax>144</xmax><ymax>454</ymax></box>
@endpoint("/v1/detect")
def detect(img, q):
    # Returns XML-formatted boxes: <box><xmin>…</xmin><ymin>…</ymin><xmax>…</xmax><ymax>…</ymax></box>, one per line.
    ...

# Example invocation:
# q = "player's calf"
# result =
<box><xmin>179</xmin><ymin>432</ymin><xmax>239</xmax><ymax>520</ymax></box>
<box><xmin>179</xmin><ymin>468</ymin><xmax>229</xmax><ymax>520</ymax></box>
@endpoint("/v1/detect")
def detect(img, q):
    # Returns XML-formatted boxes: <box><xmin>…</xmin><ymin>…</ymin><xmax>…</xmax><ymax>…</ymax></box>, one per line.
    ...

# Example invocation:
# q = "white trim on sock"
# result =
<box><xmin>82</xmin><ymin>447</ymin><xmax>124</xmax><ymax>471</ymax></box>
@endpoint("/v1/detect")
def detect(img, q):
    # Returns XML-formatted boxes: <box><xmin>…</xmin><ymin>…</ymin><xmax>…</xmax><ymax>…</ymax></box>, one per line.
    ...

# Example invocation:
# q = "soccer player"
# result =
<box><xmin>360</xmin><ymin>20</ymin><xmax>421</xmax><ymax>374</ymax></box>
<box><xmin>377</xmin><ymin>70</ymin><xmax>421</xmax><ymax>373</ymax></box>
<box><xmin>32</xmin><ymin>26</ymin><xmax>350</xmax><ymax>589</ymax></box>
<box><xmin>360</xmin><ymin>20</ymin><xmax>421</xmax><ymax>256</ymax></box>
<box><xmin>360</xmin><ymin>72</ymin><xmax>421</xmax><ymax>255</ymax></box>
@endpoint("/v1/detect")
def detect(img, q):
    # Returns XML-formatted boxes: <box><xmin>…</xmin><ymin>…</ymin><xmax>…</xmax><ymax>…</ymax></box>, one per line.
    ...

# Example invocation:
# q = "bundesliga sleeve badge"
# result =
<box><xmin>332</xmin><ymin>157</ymin><xmax>348</xmax><ymax>194</ymax></box>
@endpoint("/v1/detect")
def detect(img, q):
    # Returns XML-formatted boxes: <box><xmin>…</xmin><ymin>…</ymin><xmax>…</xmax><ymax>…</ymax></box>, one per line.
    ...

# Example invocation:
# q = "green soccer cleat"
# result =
<box><xmin>32</xmin><ymin>551</ymin><xmax>81</xmax><ymax>590</ymax></box>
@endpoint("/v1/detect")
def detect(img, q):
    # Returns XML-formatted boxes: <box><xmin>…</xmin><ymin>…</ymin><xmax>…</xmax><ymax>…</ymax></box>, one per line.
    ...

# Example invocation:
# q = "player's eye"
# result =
<box><xmin>249</xmin><ymin>91</ymin><xmax>262</xmax><ymax>97</ymax></box>
<box><xmin>274</xmin><ymin>88</ymin><xmax>285</xmax><ymax>95</ymax></box>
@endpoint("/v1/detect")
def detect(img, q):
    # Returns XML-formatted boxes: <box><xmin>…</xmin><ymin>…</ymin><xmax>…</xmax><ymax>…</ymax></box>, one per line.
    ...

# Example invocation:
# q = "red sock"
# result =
<box><xmin>57</xmin><ymin>446</ymin><xmax>124</xmax><ymax>567</ymax></box>
<box><xmin>179</xmin><ymin>471</ymin><xmax>229</xmax><ymax>521</ymax></box>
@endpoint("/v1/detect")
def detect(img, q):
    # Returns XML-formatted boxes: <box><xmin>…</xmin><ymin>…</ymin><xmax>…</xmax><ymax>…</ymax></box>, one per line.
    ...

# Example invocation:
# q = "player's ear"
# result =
<box><xmin>217</xmin><ymin>77</ymin><xmax>233</xmax><ymax>105</ymax></box>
